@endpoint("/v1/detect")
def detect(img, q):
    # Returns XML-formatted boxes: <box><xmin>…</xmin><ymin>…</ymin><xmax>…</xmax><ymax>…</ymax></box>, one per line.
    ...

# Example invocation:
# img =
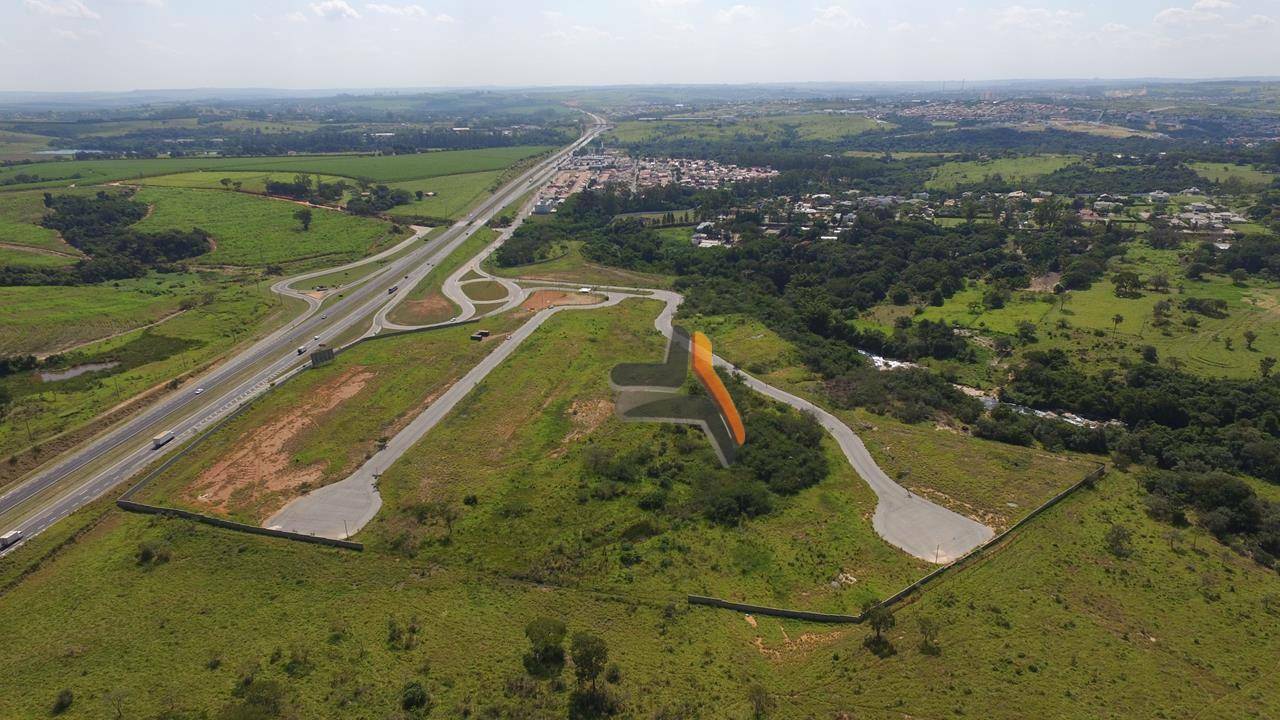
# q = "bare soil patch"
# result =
<box><xmin>521</xmin><ymin>290</ymin><xmax>602</xmax><ymax>312</ymax></box>
<box><xmin>393</xmin><ymin>293</ymin><xmax>456</xmax><ymax>325</ymax></box>
<box><xmin>182</xmin><ymin>366</ymin><xmax>375</xmax><ymax>519</ymax></box>
<box><xmin>1029</xmin><ymin>271</ymin><xmax>1062</xmax><ymax>292</ymax></box>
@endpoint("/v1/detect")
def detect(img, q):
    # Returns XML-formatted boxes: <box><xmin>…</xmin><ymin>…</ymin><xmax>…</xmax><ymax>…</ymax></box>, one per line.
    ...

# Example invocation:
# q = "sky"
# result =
<box><xmin>3</xmin><ymin>0</ymin><xmax>1279</xmax><ymax>92</ymax></box>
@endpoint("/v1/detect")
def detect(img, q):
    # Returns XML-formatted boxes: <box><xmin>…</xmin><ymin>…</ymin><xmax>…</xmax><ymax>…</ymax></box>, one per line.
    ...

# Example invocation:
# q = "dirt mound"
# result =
<box><xmin>183</xmin><ymin>366</ymin><xmax>375</xmax><ymax>519</ymax></box>
<box><xmin>521</xmin><ymin>290</ymin><xmax>602</xmax><ymax>311</ymax></box>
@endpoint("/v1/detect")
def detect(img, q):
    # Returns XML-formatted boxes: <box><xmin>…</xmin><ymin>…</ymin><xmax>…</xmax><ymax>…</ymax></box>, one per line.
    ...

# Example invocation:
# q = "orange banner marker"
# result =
<box><xmin>691</xmin><ymin>332</ymin><xmax>746</xmax><ymax>446</ymax></box>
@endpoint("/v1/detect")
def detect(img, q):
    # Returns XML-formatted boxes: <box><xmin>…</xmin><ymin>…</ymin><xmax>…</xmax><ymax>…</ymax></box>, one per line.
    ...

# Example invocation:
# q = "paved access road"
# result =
<box><xmin>0</xmin><ymin>115</ymin><xmax>607</xmax><ymax>557</ymax></box>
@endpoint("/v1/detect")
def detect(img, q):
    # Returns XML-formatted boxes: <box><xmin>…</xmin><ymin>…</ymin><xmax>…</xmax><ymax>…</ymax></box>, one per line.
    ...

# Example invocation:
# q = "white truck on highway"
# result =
<box><xmin>151</xmin><ymin>430</ymin><xmax>175</xmax><ymax>449</ymax></box>
<box><xmin>0</xmin><ymin>530</ymin><xmax>22</xmax><ymax>550</ymax></box>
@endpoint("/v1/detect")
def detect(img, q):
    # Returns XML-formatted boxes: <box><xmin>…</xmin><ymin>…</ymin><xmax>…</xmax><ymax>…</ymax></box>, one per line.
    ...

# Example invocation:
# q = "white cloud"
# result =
<box><xmin>1099</xmin><ymin>22</ymin><xmax>1130</xmax><ymax>33</ymax></box>
<box><xmin>365</xmin><ymin>3</ymin><xmax>426</xmax><ymax>17</ymax></box>
<box><xmin>118</xmin><ymin>0</ymin><xmax>165</xmax><ymax>7</ymax></box>
<box><xmin>434</xmin><ymin>13</ymin><xmax>455</xmax><ymax>23</ymax></box>
<box><xmin>810</xmin><ymin>5</ymin><xmax>864</xmax><ymax>30</ymax></box>
<box><xmin>1155</xmin><ymin>6</ymin><xmax>1221</xmax><ymax>25</ymax></box>
<box><xmin>1192</xmin><ymin>0</ymin><xmax>1234</xmax><ymax>9</ymax></box>
<box><xmin>715</xmin><ymin>4</ymin><xmax>758</xmax><ymax>24</ymax></box>
<box><xmin>647</xmin><ymin>0</ymin><xmax>699</xmax><ymax>6</ymax></box>
<box><xmin>996</xmin><ymin>6</ymin><xmax>1082</xmax><ymax>30</ymax></box>
<box><xmin>311</xmin><ymin>0</ymin><xmax>361</xmax><ymax>20</ymax></box>
<box><xmin>53</xmin><ymin>27</ymin><xmax>81</xmax><ymax>39</ymax></box>
<box><xmin>284</xmin><ymin>11</ymin><xmax>308</xmax><ymax>23</ymax></box>
<box><xmin>546</xmin><ymin>23</ymin><xmax>618</xmax><ymax>43</ymax></box>
<box><xmin>24</xmin><ymin>0</ymin><xmax>101</xmax><ymax>20</ymax></box>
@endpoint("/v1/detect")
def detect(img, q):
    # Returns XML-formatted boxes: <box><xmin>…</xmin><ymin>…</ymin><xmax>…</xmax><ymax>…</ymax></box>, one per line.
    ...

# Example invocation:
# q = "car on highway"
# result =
<box><xmin>193</xmin><ymin>388</ymin><xmax>204</xmax><ymax>396</ymax></box>
<box><xmin>320</xmin><ymin>314</ymin><xmax>327</xmax><ymax>319</ymax></box>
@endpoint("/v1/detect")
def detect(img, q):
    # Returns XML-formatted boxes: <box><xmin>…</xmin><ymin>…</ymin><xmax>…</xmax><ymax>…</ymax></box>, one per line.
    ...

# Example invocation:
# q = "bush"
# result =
<box><xmin>51</xmin><ymin>689</ymin><xmax>73</xmax><ymax>715</ymax></box>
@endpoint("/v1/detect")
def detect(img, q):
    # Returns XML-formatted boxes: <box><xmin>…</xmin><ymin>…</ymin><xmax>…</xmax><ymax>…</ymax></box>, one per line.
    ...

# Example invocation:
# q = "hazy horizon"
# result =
<box><xmin>4</xmin><ymin>0</ymin><xmax>1279</xmax><ymax>93</ymax></box>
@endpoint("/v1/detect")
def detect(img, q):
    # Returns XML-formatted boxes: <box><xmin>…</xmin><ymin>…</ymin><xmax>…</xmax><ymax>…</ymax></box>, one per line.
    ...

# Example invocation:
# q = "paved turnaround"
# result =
<box><xmin>0</xmin><ymin>114</ymin><xmax>607</xmax><ymax>557</ymax></box>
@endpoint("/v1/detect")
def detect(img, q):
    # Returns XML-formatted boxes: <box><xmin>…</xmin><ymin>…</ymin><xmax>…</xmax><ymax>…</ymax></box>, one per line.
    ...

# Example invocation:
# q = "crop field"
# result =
<box><xmin>0</xmin><ymin>245</ymin><xmax>76</xmax><ymax>268</ymax></box>
<box><xmin>384</xmin><ymin>170</ymin><xmax>503</xmax><ymax>220</ymax></box>
<box><xmin>912</xmin><ymin>240</ymin><xmax>1280</xmax><ymax>378</ymax></box>
<box><xmin>132</xmin><ymin>315</ymin><xmax>525</xmax><ymax>523</ymax></box>
<box><xmin>1189</xmin><ymin>162</ymin><xmax>1276</xmax><ymax>189</ymax></box>
<box><xmin>609</xmin><ymin>113</ymin><xmax>891</xmax><ymax>145</ymax></box>
<box><xmin>925</xmin><ymin>155</ymin><xmax>1080</xmax><ymax>190</ymax></box>
<box><xmin>0</xmin><ymin>146</ymin><xmax>553</xmax><ymax>191</ymax></box>
<box><xmin>133</xmin><ymin>170</ymin><xmax>353</xmax><ymax>194</ymax></box>
<box><xmin>0</xmin><ymin>128</ymin><xmax>55</xmax><ymax>159</ymax></box>
<box><xmin>0</xmin><ymin>189</ymin><xmax>84</xmax><ymax>254</ymax></box>
<box><xmin>132</xmin><ymin>187</ymin><xmax>404</xmax><ymax>267</ymax></box>
<box><xmin>0</xmin><ymin>275</ymin><xmax>296</xmax><ymax>463</ymax></box>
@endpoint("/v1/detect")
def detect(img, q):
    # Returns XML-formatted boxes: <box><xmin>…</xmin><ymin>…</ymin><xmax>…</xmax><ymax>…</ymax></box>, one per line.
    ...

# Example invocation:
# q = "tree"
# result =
<box><xmin>1112</xmin><ymin>271</ymin><xmax>1142</xmax><ymax>298</ymax></box>
<box><xmin>747</xmin><ymin>684</ymin><xmax>775</xmax><ymax>718</ymax></box>
<box><xmin>1016</xmin><ymin>321</ymin><xmax>1038</xmax><ymax>344</ymax></box>
<box><xmin>1230</xmin><ymin>268</ymin><xmax>1249</xmax><ymax>286</ymax></box>
<box><xmin>51</xmin><ymin>689</ymin><xmax>74</xmax><ymax>715</ymax></box>
<box><xmin>524</xmin><ymin>617</ymin><xmax>567</xmax><ymax>676</ymax></box>
<box><xmin>400</xmin><ymin>681</ymin><xmax>429</xmax><ymax>714</ymax></box>
<box><xmin>1111</xmin><ymin>313</ymin><xmax>1124</xmax><ymax>335</ymax></box>
<box><xmin>220</xmin><ymin>177</ymin><xmax>232</xmax><ymax>189</ymax></box>
<box><xmin>1105</xmin><ymin>523</ymin><xmax>1134</xmax><ymax>558</ymax></box>
<box><xmin>1261</xmin><ymin>356</ymin><xmax>1276</xmax><ymax>378</ymax></box>
<box><xmin>866</xmin><ymin>604</ymin><xmax>896</xmax><ymax>640</ymax></box>
<box><xmin>1244</xmin><ymin>330</ymin><xmax>1258</xmax><ymax>351</ymax></box>
<box><xmin>571</xmin><ymin>632</ymin><xmax>608</xmax><ymax>690</ymax></box>
<box><xmin>918</xmin><ymin>615</ymin><xmax>942</xmax><ymax>655</ymax></box>
<box><xmin>294</xmin><ymin>207</ymin><xmax>313</xmax><ymax>231</ymax></box>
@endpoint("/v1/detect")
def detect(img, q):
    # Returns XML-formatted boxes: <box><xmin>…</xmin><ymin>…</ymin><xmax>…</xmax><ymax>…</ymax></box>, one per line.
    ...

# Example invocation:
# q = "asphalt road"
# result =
<box><xmin>0</xmin><ymin>115</ymin><xmax>606</xmax><ymax>557</ymax></box>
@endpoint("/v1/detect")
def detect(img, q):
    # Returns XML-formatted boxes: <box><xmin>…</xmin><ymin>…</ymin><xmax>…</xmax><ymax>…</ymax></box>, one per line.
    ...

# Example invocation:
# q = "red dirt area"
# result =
<box><xmin>521</xmin><ymin>290</ymin><xmax>602</xmax><ymax>311</ymax></box>
<box><xmin>181</xmin><ymin>366</ymin><xmax>375</xmax><ymax>519</ymax></box>
<box><xmin>394</xmin><ymin>292</ymin><xmax>456</xmax><ymax>325</ymax></box>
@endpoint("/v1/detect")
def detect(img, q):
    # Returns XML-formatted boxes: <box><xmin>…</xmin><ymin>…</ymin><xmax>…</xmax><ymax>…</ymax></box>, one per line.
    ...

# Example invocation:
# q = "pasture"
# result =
<box><xmin>132</xmin><ymin>187</ymin><xmax>405</xmax><ymax>267</ymax></box>
<box><xmin>0</xmin><ymin>145</ymin><xmax>554</xmax><ymax>191</ymax></box>
<box><xmin>1189</xmin><ymin>162</ymin><xmax>1276</xmax><ymax>190</ymax></box>
<box><xmin>384</xmin><ymin>170</ymin><xmax>504</xmax><ymax>220</ymax></box>
<box><xmin>0</xmin><ymin>189</ymin><xmax>84</xmax><ymax>254</ymax></box>
<box><xmin>609</xmin><ymin>113</ymin><xmax>890</xmax><ymax>145</ymax></box>
<box><xmin>925</xmin><ymin>155</ymin><xmax>1080</xmax><ymax>191</ymax></box>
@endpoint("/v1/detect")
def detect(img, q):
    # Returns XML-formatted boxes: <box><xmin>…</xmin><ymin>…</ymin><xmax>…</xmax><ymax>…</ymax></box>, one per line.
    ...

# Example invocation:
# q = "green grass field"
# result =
<box><xmin>460</xmin><ymin>280</ymin><xmax>509</xmax><ymax>302</ymax></box>
<box><xmin>0</xmin><ymin>274</ymin><xmax>299</xmax><ymax>463</ymax></box>
<box><xmin>384</xmin><ymin>170</ymin><xmax>504</xmax><ymax>220</ymax></box>
<box><xmin>0</xmin><ymin>245</ymin><xmax>76</xmax><ymax>268</ymax></box>
<box><xmin>925</xmin><ymin>155</ymin><xmax>1080</xmax><ymax>191</ymax></box>
<box><xmin>133</xmin><ymin>170</ymin><xmax>353</xmax><ymax>194</ymax></box>
<box><xmin>912</xmin><ymin>240</ymin><xmax>1280</xmax><ymax>379</ymax></box>
<box><xmin>485</xmin><ymin>240</ymin><xmax>674</xmax><ymax>289</ymax></box>
<box><xmin>0</xmin><ymin>146</ymin><xmax>553</xmax><ymax>191</ymax></box>
<box><xmin>0</xmin><ymin>128</ymin><xmax>55</xmax><ymax>160</ymax></box>
<box><xmin>1189</xmin><ymin>162</ymin><xmax>1276</xmax><ymax>190</ymax></box>
<box><xmin>133</xmin><ymin>187</ymin><xmax>404</xmax><ymax>267</ymax></box>
<box><xmin>609</xmin><ymin>113</ymin><xmax>890</xmax><ymax>145</ymax></box>
<box><xmin>0</xmin><ymin>189</ymin><xmax>84</xmax><ymax>254</ymax></box>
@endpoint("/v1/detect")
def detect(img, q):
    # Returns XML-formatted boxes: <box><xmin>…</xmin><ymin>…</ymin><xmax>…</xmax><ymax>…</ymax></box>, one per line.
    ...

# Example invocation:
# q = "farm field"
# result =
<box><xmin>0</xmin><ymin>275</ymin><xmax>298</xmax><ymax>465</ymax></box>
<box><xmin>1189</xmin><ymin>161</ymin><xmax>1276</xmax><ymax>189</ymax></box>
<box><xmin>133</xmin><ymin>170</ymin><xmax>352</xmax><ymax>194</ymax></box>
<box><xmin>132</xmin><ymin>315</ymin><xmax>525</xmax><ymax>524</ymax></box>
<box><xmin>0</xmin><ymin>189</ymin><xmax>84</xmax><ymax>254</ymax></box>
<box><xmin>925</xmin><ymin>154</ymin><xmax>1080</xmax><ymax>190</ymax></box>
<box><xmin>132</xmin><ymin>187</ymin><xmax>406</xmax><ymax>267</ymax></box>
<box><xmin>608</xmin><ymin>113</ymin><xmax>891</xmax><ymax>145</ymax></box>
<box><xmin>0</xmin><ymin>128</ymin><xmax>55</xmax><ymax>160</ymax></box>
<box><xmin>384</xmin><ymin>170</ymin><xmax>503</xmax><ymax>220</ymax></box>
<box><xmin>910</xmin><ymin>240</ymin><xmax>1280</xmax><ymax>379</ymax></box>
<box><xmin>0</xmin><ymin>145</ymin><xmax>553</xmax><ymax>191</ymax></box>
<box><xmin>0</xmin><ymin>245</ymin><xmax>75</xmax><ymax>268</ymax></box>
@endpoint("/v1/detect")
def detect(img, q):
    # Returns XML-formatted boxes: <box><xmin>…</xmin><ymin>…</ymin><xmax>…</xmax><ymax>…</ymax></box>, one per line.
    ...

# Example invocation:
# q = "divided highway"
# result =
<box><xmin>0</xmin><ymin>115</ymin><xmax>606</xmax><ymax>555</ymax></box>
